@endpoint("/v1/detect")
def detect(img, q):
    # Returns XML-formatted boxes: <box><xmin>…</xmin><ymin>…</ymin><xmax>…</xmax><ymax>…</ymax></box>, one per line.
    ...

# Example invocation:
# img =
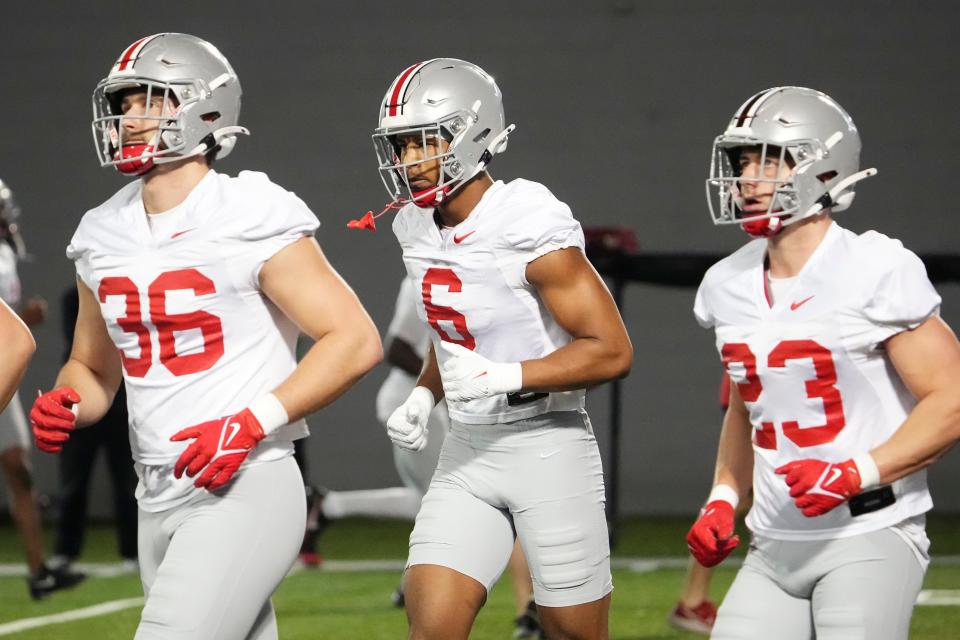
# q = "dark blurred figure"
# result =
<box><xmin>0</xmin><ymin>179</ymin><xmax>86</xmax><ymax>598</ymax></box>
<box><xmin>52</xmin><ymin>286</ymin><xmax>137</xmax><ymax>570</ymax></box>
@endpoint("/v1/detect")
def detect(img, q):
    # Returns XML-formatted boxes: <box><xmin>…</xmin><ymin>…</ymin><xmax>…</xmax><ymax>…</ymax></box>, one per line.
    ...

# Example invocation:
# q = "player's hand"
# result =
<box><xmin>438</xmin><ymin>341</ymin><xmax>522</xmax><ymax>403</ymax></box>
<box><xmin>30</xmin><ymin>388</ymin><xmax>80</xmax><ymax>453</ymax></box>
<box><xmin>775</xmin><ymin>458</ymin><xmax>868</xmax><ymax>517</ymax></box>
<box><xmin>686</xmin><ymin>500</ymin><xmax>740</xmax><ymax>567</ymax></box>
<box><xmin>385</xmin><ymin>386</ymin><xmax>435</xmax><ymax>452</ymax></box>
<box><xmin>171</xmin><ymin>409</ymin><xmax>265</xmax><ymax>491</ymax></box>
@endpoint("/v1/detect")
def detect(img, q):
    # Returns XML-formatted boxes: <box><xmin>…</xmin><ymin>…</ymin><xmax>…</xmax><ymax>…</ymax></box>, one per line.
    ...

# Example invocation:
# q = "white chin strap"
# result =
<box><xmin>424</xmin><ymin>123</ymin><xmax>517</xmax><ymax>204</ymax></box>
<box><xmin>164</xmin><ymin>125</ymin><xmax>251</xmax><ymax>163</ymax></box>
<box><xmin>799</xmin><ymin>167</ymin><xmax>878</xmax><ymax>219</ymax></box>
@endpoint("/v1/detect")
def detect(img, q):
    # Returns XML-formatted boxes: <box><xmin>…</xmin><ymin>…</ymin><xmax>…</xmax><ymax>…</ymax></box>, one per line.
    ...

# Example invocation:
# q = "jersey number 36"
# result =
<box><xmin>99</xmin><ymin>268</ymin><xmax>224</xmax><ymax>378</ymax></box>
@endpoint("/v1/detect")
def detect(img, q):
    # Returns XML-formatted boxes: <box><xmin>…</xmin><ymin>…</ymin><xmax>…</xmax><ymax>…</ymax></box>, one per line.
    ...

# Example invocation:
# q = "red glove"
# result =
<box><xmin>30</xmin><ymin>388</ymin><xmax>81</xmax><ymax>453</ymax></box>
<box><xmin>775</xmin><ymin>458</ymin><xmax>866</xmax><ymax>517</ymax></box>
<box><xmin>170</xmin><ymin>408</ymin><xmax>265</xmax><ymax>492</ymax></box>
<box><xmin>686</xmin><ymin>500</ymin><xmax>740</xmax><ymax>567</ymax></box>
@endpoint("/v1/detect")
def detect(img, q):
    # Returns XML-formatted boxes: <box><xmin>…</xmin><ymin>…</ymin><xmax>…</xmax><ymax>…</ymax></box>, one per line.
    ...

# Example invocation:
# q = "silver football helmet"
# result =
<box><xmin>0</xmin><ymin>179</ymin><xmax>26</xmax><ymax>260</ymax></box>
<box><xmin>92</xmin><ymin>33</ymin><xmax>248</xmax><ymax>176</ymax></box>
<box><xmin>706</xmin><ymin>86</ymin><xmax>876</xmax><ymax>236</ymax></box>
<box><xmin>372</xmin><ymin>58</ymin><xmax>515</xmax><ymax>207</ymax></box>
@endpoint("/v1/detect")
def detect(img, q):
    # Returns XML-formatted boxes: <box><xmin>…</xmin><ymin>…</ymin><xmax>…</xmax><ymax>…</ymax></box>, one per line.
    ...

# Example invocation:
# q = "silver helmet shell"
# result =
<box><xmin>706</xmin><ymin>86</ymin><xmax>875</xmax><ymax>231</ymax></box>
<box><xmin>372</xmin><ymin>58</ymin><xmax>514</xmax><ymax>206</ymax></box>
<box><xmin>92</xmin><ymin>33</ymin><xmax>248</xmax><ymax>173</ymax></box>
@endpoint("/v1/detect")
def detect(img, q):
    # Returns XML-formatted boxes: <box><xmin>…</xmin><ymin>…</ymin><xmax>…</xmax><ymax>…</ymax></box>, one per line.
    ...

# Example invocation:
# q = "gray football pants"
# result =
<box><xmin>135</xmin><ymin>456</ymin><xmax>305</xmax><ymax>640</ymax></box>
<box><xmin>712</xmin><ymin>527</ymin><xmax>925</xmax><ymax>640</ymax></box>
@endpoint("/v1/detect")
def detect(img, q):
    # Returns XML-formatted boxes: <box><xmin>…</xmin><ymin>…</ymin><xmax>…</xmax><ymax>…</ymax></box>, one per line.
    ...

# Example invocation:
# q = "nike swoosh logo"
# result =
<box><xmin>453</xmin><ymin>230</ymin><xmax>476</xmax><ymax>244</ymax></box>
<box><xmin>170</xmin><ymin>228</ymin><xmax>196</xmax><ymax>239</ymax></box>
<box><xmin>790</xmin><ymin>295</ymin><xmax>815</xmax><ymax>311</ymax></box>
<box><xmin>539</xmin><ymin>450</ymin><xmax>561</xmax><ymax>459</ymax></box>
<box><xmin>825</xmin><ymin>467</ymin><xmax>842</xmax><ymax>487</ymax></box>
<box><xmin>223</xmin><ymin>421</ymin><xmax>242</xmax><ymax>448</ymax></box>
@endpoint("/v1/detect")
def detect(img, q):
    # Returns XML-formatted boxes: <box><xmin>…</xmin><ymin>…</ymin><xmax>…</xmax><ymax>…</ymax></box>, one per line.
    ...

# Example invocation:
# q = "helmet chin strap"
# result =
<box><xmin>740</xmin><ymin>167</ymin><xmax>878</xmax><ymax>238</ymax></box>
<box><xmin>799</xmin><ymin>167</ymin><xmax>878</xmax><ymax>218</ymax></box>
<box><xmin>154</xmin><ymin>126</ymin><xmax>251</xmax><ymax>164</ymax></box>
<box><xmin>411</xmin><ymin>124</ymin><xmax>517</xmax><ymax>208</ymax></box>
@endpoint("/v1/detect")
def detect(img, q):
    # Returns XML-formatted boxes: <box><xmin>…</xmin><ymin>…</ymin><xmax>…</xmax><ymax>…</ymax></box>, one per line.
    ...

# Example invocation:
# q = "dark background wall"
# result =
<box><xmin>2</xmin><ymin>1</ymin><xmax>958</xmax><ymax>516</ymax></box>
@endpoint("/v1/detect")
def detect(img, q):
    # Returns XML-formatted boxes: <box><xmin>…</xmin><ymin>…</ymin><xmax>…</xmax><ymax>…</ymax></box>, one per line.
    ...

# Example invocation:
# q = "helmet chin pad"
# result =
<box><xmin>411</xmin><ymin>183</ymin><xmax>454</xmax><ymax>208</ymax></box>
<box><xmin>114</xmin><ymin>144</ymin><xmax>156</xmax><ymax>176</ymax></box>
<box><xmin>741</xmin><ymin>214</ymin><xmax>783</xmax><ymax>238</ymax></box>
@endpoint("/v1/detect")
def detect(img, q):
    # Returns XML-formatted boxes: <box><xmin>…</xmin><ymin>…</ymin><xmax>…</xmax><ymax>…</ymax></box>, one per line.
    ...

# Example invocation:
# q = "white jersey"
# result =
<box><xmin>393</xmin><ymin>179</ymin><xmax>585</xmax><ymax>424</ymax></box>
<box><xmin>375</xmin><ymin>277</ymin><xmax>431</xmax><ymax>424</ymax></box>
<box><xmin>694</xmin><ymin>222</ymin><xmax>940</xmax><ymax>541</ymax></box>
<box><xmin>67</xmin><ymin>170</ymin><xmax>319</xmax><ymax>508</ymax></box>
<box><xmin>0</xmin><ymin>243</ymin><xmax>21</xmax><ymax>306</ymax></box>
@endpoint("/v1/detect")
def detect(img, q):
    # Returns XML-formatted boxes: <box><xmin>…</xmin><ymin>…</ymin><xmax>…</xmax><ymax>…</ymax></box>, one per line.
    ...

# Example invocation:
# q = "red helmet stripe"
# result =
<box><xmin>736</xmin><ymin>90</ymin><xmax>768</xmax><ymax>127</ymax></box>
<box><xmin>386</xmin><ymin>61</ymin><xmax>426</xmax><ymax>117</ymax></box>
<box><xmin>116</xmin><ymin>37</ymin><xmax>150</xmax><ymax>71</ymax></box>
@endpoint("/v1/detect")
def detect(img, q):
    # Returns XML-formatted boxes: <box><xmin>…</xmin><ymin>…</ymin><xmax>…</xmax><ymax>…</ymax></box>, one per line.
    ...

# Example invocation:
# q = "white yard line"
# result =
<box><xmin>916</xmin><ymin>590</ymin><xmax>960</xmax><ymax>606</ymax></box>
<box><xmin>0</xmin><ymin>556</ymin><xmax>954</xmax><ymax>635</ymax></box>
<box><xmin>0</xmin><ymin>597</ymin><xmax>143</xmax><ymax>636</ymax></box>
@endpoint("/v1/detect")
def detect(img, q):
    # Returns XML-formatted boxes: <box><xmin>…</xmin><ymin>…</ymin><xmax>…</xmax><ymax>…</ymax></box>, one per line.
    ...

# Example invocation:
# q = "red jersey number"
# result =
<box><xmin>421</xmin><ymin>268</ymin><xmax>476</xmax><ymax>350</ymax></box>
<box><xmin>722</xmin><ymin>340</ymin><xmax>845</xmax><ymax>450</ymax></box>
<box><xmin>99</xmin><ymin>269</ymin><xmax>225</xmax><ymax>378</ymax></box>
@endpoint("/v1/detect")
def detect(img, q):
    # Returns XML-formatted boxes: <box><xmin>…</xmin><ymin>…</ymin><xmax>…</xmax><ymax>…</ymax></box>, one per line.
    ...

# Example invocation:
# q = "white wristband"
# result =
<box><xmin>854</xmin><ymin>453</ymin><xmax>881</xmax><ymax>491</ymax></box>
<box><xmin>248</xmin><ymin>393</ymin><xmax>289</xmax><ymax>437</ymax></box>
<box><xmin>496</xmin><ymin>362</ymin><xmax>524</xmax><ymax>394</ymax></box>
<box><xmin>707</xmin><ymin>484</ymin><xmax>740</xmax><ymax>510</ymax></box>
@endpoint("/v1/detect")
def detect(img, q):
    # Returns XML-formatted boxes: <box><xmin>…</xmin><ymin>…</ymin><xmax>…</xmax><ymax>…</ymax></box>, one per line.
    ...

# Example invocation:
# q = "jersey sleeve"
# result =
<box><xmin>693</xmin><ymin>277</ymin><xmax>715</xmax><ymax>328</ymax></box>
<box><xmin>65</xmin><ymin>222</ymin><xmax>95</xmax><ymax>291</ymax></box>
<box><xmin>499</xmin><ymin>192</ymin><xmax>585</xmax><ymax>286</ymax></box>
<box><xmin>233</xmin><ymin>180</ymin><xmax>320</xmax><ymax>290</ymax></box>
<box><xmin>859</xmin><ymin>243</ymin><xmax>940</xmax><ymax>345</ymax></box>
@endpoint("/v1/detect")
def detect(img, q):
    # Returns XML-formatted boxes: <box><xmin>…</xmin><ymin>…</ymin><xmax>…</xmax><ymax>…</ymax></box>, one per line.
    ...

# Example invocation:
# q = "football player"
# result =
<box><xmin>689</xmin><ymin>86</ymin><xmax>960</xmax><ymax>639</ymax></box>
<box><xmin>0</xmin><ymin>182</ymin><xmax>87</xmax><ymax>599</ymax></box>
<box><xmin>0</xmin><ymin>299</ymin><xmax>32</xmax><ymax>417</ymax></box>
<box><xmin>29</xmin><ymin>33</ymin><xmax>381</xmax><ymax>640</ymax></box>
<box><xmin>373</xmin><ymin>59</ymin><xmax>633</xmax><ymax>639</ymax></box>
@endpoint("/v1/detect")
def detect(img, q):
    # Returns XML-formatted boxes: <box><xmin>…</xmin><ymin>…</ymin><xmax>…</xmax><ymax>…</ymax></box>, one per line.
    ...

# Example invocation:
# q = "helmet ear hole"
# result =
<box><xmin>817</xmin><ymin>170</ymin><xmax>838</xmax><ymax>183</ymax></box>
<box><xmin>472</xmin><ymin>128</ymin><xmax>491</xmax><ymax>144</ymax></box>
<box><xmin>201</xmin><ymin>111</ymin><xmax>221</xmax><ymax>124</ymax></box>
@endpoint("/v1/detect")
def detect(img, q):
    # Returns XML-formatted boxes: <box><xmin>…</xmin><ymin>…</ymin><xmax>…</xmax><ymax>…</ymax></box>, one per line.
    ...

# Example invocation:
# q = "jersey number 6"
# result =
<box><xmin>421</xmin><ymin>268</ymin><xmax>476</xmax><ymax>350</ymax></box>
<box><xmin>99</xmin><ymin>269</ymin><xmax>225</xmax><ymax>378</ymax></box>
<box><xmin>721</xmin><ymin>340</ymin><xmax>846</xmax><ymax>450</ymax></box>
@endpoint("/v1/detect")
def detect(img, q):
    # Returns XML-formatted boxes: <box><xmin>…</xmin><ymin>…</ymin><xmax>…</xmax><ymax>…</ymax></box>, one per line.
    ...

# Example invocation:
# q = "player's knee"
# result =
<box><xmin>0</xmin><ymin>451</ymin><xmax>33</xmax><ymax>494</ymax></box>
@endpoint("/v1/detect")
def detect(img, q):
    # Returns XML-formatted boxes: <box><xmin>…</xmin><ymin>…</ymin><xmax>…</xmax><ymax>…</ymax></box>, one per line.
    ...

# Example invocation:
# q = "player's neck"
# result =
<box><xmin>436</xmin><ymin>173</ymin><xmax>494</xmax><ymax>227</ymax></box>
<box><xmin>766</xmin><ymin>212</ymin><xmax>833</xmax><ymax>278</ymax></box>
<box><xmin>140</xmin><ymin>157</ymin><xmax>211</xmax><ymax>214</ymax></box>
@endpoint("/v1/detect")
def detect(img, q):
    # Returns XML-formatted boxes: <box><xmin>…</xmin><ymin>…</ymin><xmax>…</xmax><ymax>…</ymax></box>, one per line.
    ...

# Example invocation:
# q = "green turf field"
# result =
<box><xmin>0</xmin><ymin>516</ymin><xmax>955</xmax><ymax>638</ymax></box>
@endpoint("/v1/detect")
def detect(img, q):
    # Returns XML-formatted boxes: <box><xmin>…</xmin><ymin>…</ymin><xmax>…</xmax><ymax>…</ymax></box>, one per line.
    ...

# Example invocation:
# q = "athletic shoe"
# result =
<box><xmin>513</xmin><ymin>599</ymin><xmax>543</xmax><ymax>639</ymax></box>
<box><xmin>28</xmin><ymin>563</ymin><xmax>87</xmax><ymax>600</ymax></box>
<box><xmin>391</xmin><ymin>585</ymin><xmax>405</xmax><ymax>608</ymax></box>
<box><xmin>667</xmin><ymin>600</ymin><xmax>717</xmax><ymax>635</ymax></box>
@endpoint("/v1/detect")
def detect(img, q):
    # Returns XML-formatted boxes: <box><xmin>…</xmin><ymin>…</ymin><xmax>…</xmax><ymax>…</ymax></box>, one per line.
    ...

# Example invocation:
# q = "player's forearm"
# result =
<box><xmin>712</xmin><ymin>408</ymin><xmax>755</xmax><ymax>501</ymax></box>
<box><xmin>519</xmin><ymin>336</ymin><xmax>632</xmax><ymax>392</ymax></box>
<box><xmin>272</xmin><ymin>327</ymin><xmax>382</xmax><ymax>422</ymax></box>
<box><xmin>415</xmin><ymin>345</ymin><xmax>444</xmax><ymax>402</ymax></box>
<box><xmin>53</xmin><ymin>359</ymin><xmax>119</xmax><ymax>427</ymax></box>
<box><xmin>869</xmin><ymin>388</ymin><xmax>960</xmax><ymax>484</ymax></box>
<box><xmin>0</xmin><ymin>327</ymin><xmax>34</xmax><ymax>410</ymax></box>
